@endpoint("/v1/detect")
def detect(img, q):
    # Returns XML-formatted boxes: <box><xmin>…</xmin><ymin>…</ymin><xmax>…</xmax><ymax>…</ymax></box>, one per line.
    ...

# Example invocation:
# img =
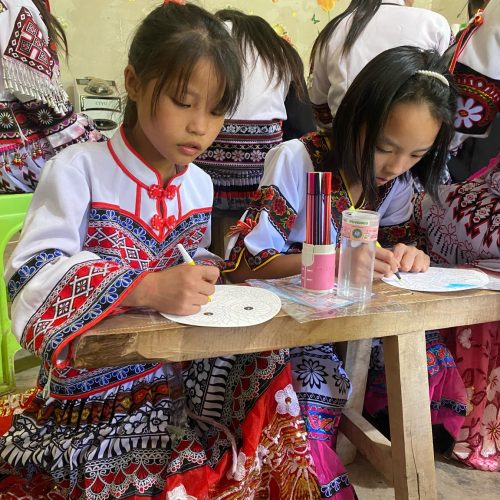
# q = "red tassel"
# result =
<box><xmin>226</xmin><ymin>217</ymin><xmax>257</xmax><ymax>237</ymax></box>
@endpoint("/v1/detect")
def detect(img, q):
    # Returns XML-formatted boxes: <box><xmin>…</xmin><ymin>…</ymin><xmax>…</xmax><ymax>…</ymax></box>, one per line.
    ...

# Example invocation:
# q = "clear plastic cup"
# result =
<box><xmin>336</xmin><ymin>210</ymin><xmax>380</xmax><ymax>301</ymax></box>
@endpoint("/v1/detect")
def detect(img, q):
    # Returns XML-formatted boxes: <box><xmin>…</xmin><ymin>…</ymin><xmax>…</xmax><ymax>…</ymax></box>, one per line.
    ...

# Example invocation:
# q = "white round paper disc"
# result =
<box><xmin>160</xmin><ymin>285</ymin><xmax>281</xmax><ymax>327</ymax></box>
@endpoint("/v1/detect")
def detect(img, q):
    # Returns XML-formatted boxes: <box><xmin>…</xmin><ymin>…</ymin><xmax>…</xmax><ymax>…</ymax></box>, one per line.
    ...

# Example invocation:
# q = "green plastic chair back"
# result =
<box><xmin>0</xmin><ymin>193</ymin><xmax>32</xmax><ymax>394</ymax></box>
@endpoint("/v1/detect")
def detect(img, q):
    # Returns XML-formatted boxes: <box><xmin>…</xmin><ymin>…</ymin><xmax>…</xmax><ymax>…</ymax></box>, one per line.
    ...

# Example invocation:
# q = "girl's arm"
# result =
<box><xmin>226</xmin><ymin>253</ymin><xmax>301</xmax><ymax>283</ymax></box>
<box><xmin>223</xmin><ymin>140</ymin><xmax>310</xmax><ymax>282</ymax></box>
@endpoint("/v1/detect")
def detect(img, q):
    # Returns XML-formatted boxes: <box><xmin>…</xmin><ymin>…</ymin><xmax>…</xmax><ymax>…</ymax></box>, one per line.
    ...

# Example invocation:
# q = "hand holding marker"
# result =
<box><xmin>177</xmin><ymin>243</ymin><xmax>213</xmax><ymax>301</ymax></box>
<box><xmin>375</xmin><ymin>241</ymin><xmax>402</xmax><ymax>280</ymax></box>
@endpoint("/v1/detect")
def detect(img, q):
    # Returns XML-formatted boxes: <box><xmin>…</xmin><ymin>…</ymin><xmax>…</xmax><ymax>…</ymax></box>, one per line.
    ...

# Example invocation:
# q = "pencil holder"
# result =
<box><xmin>301</xmin><ymin>243</ymin><xmax>336</xmax><ymax>292</ymax></box>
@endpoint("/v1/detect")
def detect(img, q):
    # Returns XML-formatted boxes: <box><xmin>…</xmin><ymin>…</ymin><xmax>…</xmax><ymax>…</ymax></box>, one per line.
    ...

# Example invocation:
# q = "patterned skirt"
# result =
<box><xmin>290</xmin><ymin>344</ymin><xmax>353</xmax><ymax>498</ymax></box>
<box><xmin>443</xmin><ymin>322</ymin><xmax>500</xmax><ymax>471</ymax></box>
<box><xmin>195</xmin><ymin>119</ymin><xmax>283</xmax><ymax>211</ymax></box>
<box><xmin>364</xmin><ymin>331</ymin><xmax>467</xmax><ymax>447</ymax></box>
<box><xmin>0</xmin><ymin>351</ymin><xmax>355</xmax><ymax>499</ymax></box>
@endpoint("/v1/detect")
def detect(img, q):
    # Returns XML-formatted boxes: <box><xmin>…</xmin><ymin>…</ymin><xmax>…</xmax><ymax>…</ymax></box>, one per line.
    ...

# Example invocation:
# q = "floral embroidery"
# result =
<box><xmin>294</xmin><ymin>358</ymin><xmax>328</xmax><ymax>389</ymax></box>
<box><xmin>0</xmin><ymin>110</ymin><xmax>14</xmax><ymax>128</ymax></box>
<box><xmin>453</xmin><ymin>63</ymin><xmax>499</xmax><ymax>135</ymax></box>
<box><xmin>275</xmin><ymin>384</ymin><xmax>300</xmax><ymax>417</ymax></box>
<box><xmin>454</xmin><ymin>96</ymin><xmax>484</xmax><ymax>129</ymax></box>
<box><xmin>228</xmin><ymin>451</ymin><xmax>247</xmax><ymax>482</ymax></box>
<box><xmin>458</xmin><ymin>328</ymin><xmax>472</xmax><ymax>349</ymax></box>
<box><xmin>253</xmin><ymin>445</ymin><xmax>269</xmax><ymax>472</ymax></box>
<box><xmin>167</xmin><ymin>485</ymin><xmax>196</xmax><ymax>500</ymax></box>
<box><xmin>487</xmin><ymin>368</ymin><xmax>500</xmax><ymax>402</ymax></box>
<box><xmin>480</xmin><ymin>404</ymin><xmax>500</xmax><ymax>458</ymax></box>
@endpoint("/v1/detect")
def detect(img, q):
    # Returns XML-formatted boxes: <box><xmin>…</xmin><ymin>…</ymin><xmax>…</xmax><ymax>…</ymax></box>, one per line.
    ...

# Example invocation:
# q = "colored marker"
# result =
<box><xmin>177</xmin><ymin>243</ymin><xmax>212</xmax><ymax>301</ymax></box>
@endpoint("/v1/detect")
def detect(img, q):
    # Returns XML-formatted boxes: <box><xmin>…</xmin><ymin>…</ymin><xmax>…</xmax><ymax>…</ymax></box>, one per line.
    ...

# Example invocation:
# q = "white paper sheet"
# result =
<box><xmin>161</xmin><ymin>285</ymin><xmax>281</xmax><ymax>327</ymax></box>
<box><xmin>382</xmin><ymin>267</ymin><xmax>489</xmax><ymax>292</ymax></box>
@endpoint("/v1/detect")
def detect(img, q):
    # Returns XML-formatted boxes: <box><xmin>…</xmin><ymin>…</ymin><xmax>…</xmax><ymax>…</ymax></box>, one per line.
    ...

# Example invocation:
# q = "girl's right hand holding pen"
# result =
<box><xmin>374</xmin><ymin>243</ymin><xmax>430</xmax><ymax>278</ymax></box>
<box><xmin>123</xmin><ymin>264</ymin><xmax>219</xmax><ymax>316</ymax></box>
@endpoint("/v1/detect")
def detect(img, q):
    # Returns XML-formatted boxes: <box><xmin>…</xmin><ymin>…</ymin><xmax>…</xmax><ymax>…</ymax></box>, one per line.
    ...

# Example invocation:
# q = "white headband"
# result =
<box><xmin>415</xmin><ymin>70</ymin><xmax>449</xmax><ymax>87</ymax></box>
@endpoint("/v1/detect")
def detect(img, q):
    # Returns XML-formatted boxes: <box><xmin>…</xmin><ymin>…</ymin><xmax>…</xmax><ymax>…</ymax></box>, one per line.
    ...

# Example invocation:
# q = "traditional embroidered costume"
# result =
<box><xmin>448</xmin><ymin>1</ymin><xmax>500</xmax><ymax>151</ymax></box>
<box><xmin>224</xmin><ymin>132</ymin><xmax>467</xmax><ymax>469</ymax></box>
<box><xmin>308</xmin><ymin>0</ymin><xmax>452</xmax><ymax>128</ymax></box>
<box><xmin>194</xmin><ymin>21</ymin><xmax>314</xmax><ymax>212</ymax></box>
<box><xmin>414</xmin><ymin>159</ymin><xmax>500</xmax><ymax>471</ymax></box>
<box><xmin>224</xmin><ymin>132</ymin><xmax>417</xmax><ymax>476</ymax></box>
<box><xmin>0</xmin><ymin>0</ymin><xmax>103</xmax><ymax>193</ymax></box>
<box><xmin>0</xmin><ymin>128</ymin><xmax>354</xmax><ymax>498</ymax></box>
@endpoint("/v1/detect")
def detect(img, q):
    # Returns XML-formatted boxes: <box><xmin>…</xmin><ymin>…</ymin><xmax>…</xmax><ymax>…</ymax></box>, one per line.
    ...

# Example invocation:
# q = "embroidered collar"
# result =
<box><xmin>108</xmin><ymin>126</ymin><xmax>188</xmax><ymax>189</ymax></box>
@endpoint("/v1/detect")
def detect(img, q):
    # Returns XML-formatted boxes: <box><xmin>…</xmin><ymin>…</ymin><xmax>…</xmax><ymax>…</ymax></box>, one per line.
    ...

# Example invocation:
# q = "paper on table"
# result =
<box><xmin>382</xmin><ymin>267</ymin><xmax>489</xmax><ymax>292</ymax></box>
<box><xmin>474</xmin><ymin>259</ymin><xmax>500</xmax><ymax>272</ymax></box>
<box><xmin>160</xmin><ymin>285</ymin><xmax>281</xmax><ymax>327</ymax></box>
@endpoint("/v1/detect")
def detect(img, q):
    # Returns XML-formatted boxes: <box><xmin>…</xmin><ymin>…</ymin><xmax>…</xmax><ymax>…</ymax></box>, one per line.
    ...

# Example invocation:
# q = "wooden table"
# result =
<box><xmin>71</xmin><ymin>282</ymin><xmax>500</xmax><ymax>500</ymax></box>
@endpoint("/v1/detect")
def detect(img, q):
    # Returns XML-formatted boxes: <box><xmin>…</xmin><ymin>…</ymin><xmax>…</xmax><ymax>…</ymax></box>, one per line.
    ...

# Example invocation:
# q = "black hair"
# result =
<box><xmin>310</xmin><ymin>0</ymin><xmax>383</xmax><ymax>68</ymax></box>
<box><xmin>328</xmin><ymin>46</ymin><xmax>457</xmax><ymax>206</ymax></box>
<box><xmin>468</xmin><ymin>0</ymin><xmax>487</xmax><ymax>18</ymax></box>
<box><xmin>123</xmin><ymin>3</ymin><xmax>242</xmax><ymax>127</ymax></box>
<box><xmin>32</xmin><ymin>0</ymin><xmax>68</xmax><ymax>57</ymax></box>
<box><xmin>215</xmin><ymin>9</ymin><xmax>307</xmax><ymax>101</ymax></box>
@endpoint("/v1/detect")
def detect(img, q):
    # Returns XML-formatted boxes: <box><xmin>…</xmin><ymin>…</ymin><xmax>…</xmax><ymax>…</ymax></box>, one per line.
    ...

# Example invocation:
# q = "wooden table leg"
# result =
<box><xmin>336</xmin><ymin>339</ymin><xmax>372</xmax><ymax>465</ymax></box>
<box><xmin>384</xmin><ymin>330</ymin><xmax>437</xmax><ymax>500</ymax></box>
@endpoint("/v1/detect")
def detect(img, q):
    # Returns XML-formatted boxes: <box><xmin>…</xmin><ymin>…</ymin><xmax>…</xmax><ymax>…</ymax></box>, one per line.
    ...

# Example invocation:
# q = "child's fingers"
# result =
<box><xmin>375</xmin><ymin>247</ymin><xmax>399</xmax><ymax>276</ymax></box>
<box><xmin>199</xmin><ymin>265</ymin><xmax>220</xmax><ymax>284</ymax></box>
<box><xmin>408</xmin><ymin>252</ymin><xmax>430</xmax><ymax>273</ymax></box>
<box><xmin>391</xmin><ymin>243</ymin><xmax>407</xmax><ymax>264</ymax></box>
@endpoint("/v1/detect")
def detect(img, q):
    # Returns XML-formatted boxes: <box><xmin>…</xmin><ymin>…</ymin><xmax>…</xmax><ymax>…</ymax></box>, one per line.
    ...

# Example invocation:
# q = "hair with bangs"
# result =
<box><xmin>123</xmin><ymin>2</ymin><xmax>242</xmax><ymax>127</ymax></box>
<box><xmin>325</xmin><ymin>46</ymin><xmax>457</xmax><ymax>206</ymax></box>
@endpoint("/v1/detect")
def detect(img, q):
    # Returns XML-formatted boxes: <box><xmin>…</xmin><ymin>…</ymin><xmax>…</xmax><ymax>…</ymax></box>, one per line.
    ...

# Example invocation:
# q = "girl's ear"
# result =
<box><xmin>124</xmin><ymin>64</ymin><xmax>140</xmax><ymax>101</ymax></box>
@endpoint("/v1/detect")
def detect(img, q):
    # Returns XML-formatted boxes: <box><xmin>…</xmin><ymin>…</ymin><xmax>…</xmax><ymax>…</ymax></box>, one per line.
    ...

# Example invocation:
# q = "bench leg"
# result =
<box><xmin>384</xmin><ymin>331</ymin><xmax>437</xmax><ymax>500</ymax></box>
<box><xmin>336</xmin><ymin>339</ymin><xmax>372</xmax><ymax>465</ymax></box>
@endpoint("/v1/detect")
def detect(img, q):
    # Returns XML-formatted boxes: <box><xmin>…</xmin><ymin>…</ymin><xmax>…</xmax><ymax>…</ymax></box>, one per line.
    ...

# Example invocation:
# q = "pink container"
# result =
<box><xmin>301</xmin><ymin>243</ymin><xmax>336</xmax><ymax>291</ymax></box>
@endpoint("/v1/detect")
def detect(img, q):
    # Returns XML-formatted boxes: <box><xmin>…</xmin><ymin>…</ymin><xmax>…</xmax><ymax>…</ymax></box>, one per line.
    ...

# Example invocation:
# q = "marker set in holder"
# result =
<box><xmin>301</xmin><ymin>172</ymin><xmax>335</xmax><ymax>291</ymax></box>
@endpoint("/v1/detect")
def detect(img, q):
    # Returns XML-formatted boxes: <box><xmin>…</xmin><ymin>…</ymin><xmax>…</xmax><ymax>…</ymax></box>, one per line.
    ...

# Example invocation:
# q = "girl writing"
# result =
<box><xmin>225</xmin><ymin>45</ymin><xmax>459</xmax><ymax>469</ymax></box>
<box><xmin>0</xmin><ymin>3</ymin><xmax>335</xmax><ymax>498</ymax></box>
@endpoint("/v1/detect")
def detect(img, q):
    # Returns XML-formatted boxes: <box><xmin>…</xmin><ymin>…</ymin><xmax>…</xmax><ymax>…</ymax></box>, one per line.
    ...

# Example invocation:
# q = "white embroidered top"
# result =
<box><xmin>5</xmin><ymin>127</ymin><xmax>216</xmax><ymax>397</ymax></box>
<box><xmin>308</xmin><ymin>0</ymin><xmax>451</xmax><ymax>127</ymax></box>
<box><xmin>225</xmin><ymin>137</ymin><xmax>415</xmax><ymax>272</ymax></box>
<box><xmin>224</xmin><ymin>21</ymin><xmax>289</xmax><ymax>121</ymax></box>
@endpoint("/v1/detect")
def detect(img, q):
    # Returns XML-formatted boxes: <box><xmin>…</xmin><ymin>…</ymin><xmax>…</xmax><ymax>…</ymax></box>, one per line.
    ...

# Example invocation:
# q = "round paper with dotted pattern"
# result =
<box><xmin>160</xmin><ymin>285</ymin><xmax>281</xmax><ymax>327</ymax></box>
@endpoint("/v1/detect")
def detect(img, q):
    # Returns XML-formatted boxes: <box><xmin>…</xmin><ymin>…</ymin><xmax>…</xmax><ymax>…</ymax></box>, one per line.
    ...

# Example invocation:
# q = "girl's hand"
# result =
<box><xmin>373</xmin><ymin>243</ymin><xmax>430</xmax><ymax>278</ymax></box>
<box><xmin>374</xmin><ymin>246</ymin><xmax>401</xmax><ymax>278</ymax></box>
<box><xmin>123</xmin><ymin>264</ymin><xmax>219</xmax><ymax>315</ymax></box>
<box><xmin>392</xmin><ymin>243</ymin><xmax>430</xmax><ymax>273</ymax></box>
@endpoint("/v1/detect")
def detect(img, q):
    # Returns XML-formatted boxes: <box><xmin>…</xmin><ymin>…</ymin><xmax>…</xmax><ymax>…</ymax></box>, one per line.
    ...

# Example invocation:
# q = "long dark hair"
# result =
<box><xmin>123</xmin><ymin>3</ymin><xmax>242</xmax><ymax>127</ymax></box>
<box><xmin>215</xmin><ymin>9</ymin><xmax>307</xmax><ymax>101</ymax></box>
<box><xmin>328</xmin><ymin>46</ymin><xmax>457</xmax><ymax>206</ymax></box>
<box><xmin>310</xmin><ymin>0</ymin><xmax>383</xmax><ymax>67</ymax></box>
<box><xmin>32</xmin><ymin>0</ymin><xmax>68</xmax><ymax>57</ymax></box>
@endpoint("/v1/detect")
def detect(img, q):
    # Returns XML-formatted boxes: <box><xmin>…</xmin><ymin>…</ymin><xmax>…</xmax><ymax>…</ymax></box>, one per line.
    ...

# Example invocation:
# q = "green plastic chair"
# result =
<box><xmin>0</xmin><ymin>193</ymin><xmax>33</xmax><ymax>395</ymax></box>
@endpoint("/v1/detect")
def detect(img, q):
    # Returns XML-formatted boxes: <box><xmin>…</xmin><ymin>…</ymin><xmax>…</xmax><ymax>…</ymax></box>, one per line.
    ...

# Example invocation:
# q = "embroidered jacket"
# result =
<box><xmin>225</xmin><ymin>132</ymin><xmax>418</xmax><ymax>272</ymax></box>
<box><xmin>5</xmin><ymin>127</ymin><xmax>216</xmax><ymax>398</ymax></box>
